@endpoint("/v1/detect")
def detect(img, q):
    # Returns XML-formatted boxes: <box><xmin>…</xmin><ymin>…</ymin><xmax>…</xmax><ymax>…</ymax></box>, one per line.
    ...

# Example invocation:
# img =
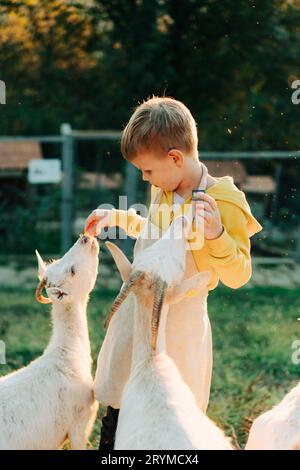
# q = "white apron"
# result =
<box><xmin>94</xmin><ymin>165</ymin><xmax>212</xmax><ymax>412</ymax></box>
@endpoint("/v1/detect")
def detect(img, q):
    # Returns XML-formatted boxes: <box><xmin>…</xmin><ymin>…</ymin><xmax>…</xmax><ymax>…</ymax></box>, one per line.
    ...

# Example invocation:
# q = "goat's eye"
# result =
<box><xmin>70</xmin><ymin>266</ymin><xmax>76</xmax><ymax>276</ymax></box>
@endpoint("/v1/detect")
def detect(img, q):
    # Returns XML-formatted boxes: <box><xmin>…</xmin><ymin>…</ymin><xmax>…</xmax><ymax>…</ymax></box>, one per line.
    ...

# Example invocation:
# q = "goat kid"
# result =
<box><xmin>0</xmin><ymin>234</ymin><xmax>99</xmax><ymax>450</ymax></box>
<box><xmin>104</xmin><ymin>216</ymin><xmax>233</xmax><ymax>450</ymax></box>
<box><xmin>246</xmin><ymin>381</ymin><xmax>300</xmax><ymax>450</ymax></box>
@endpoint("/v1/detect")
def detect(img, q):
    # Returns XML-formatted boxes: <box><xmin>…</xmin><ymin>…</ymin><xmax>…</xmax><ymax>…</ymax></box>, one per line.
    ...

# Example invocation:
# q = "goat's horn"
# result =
<box><xmin>104</xmin><ymin>271</ymin><xmax>145</xmax><ymax>330</ymax></box>
<box><xmin>36</xmin><ymin>278</ymin><xmax>51</xmax><ymax>304</ymax></box>
<box><xmin>151</xmin><ymin>278</ymin><xmax>167</xmax><ymax>352</ymax></box>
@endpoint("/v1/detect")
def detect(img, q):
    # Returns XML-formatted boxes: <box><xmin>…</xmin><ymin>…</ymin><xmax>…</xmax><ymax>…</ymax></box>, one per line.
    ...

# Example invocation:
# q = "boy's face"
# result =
<box><xmin>131</xmin><ymin>150</ymin><xmax>183</xmax><ymax>192</ymax></box>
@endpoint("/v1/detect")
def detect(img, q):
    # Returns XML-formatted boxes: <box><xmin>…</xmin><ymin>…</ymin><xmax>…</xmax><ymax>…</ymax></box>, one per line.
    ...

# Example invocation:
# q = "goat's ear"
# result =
<box><xmin>105</xmin><ymin>241</ymin><xmax>132</xmax><ymax>282</ymax></box>
<box><xmin>35</xmin><ymin>249</ymin><xmax>47</xmax><ymax>280</ymax></box>
<box><xmin>167</xmin><ymin>271</ymin><xmax>211</xmax><ymax>304</ymax></box>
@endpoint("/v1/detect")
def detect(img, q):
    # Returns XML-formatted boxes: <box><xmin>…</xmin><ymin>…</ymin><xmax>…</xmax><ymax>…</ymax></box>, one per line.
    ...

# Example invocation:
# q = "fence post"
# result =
<box><xmin>296</xmin><ymin>219</ymin><xmax>300</xmax><ymax>263</ymax></box>
<box><xmin>61</xmin><ymin>123</ymin><xmax>74</xmax><ymax>254</ymax></box>
<box><xmin>124</xmin><ymin>162</ymin><xmax>138</xmax><ymax>257</ymax></box>
<box><xmin>0</xmin><ymin>80</ymin><xmax>6</xmax><ymax>104</ymax></box>
<box><xmin>269</xmin><ymin>162</ymin><xmax>283</xmax><ymax>225</ymax></box>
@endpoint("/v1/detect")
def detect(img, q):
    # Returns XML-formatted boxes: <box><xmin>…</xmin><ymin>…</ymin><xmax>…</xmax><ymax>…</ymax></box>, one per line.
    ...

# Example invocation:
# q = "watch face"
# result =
<box><xmin>192</xmin><ymin>189</ymin><xmax>206</xmax><ymax>200</ymax></box>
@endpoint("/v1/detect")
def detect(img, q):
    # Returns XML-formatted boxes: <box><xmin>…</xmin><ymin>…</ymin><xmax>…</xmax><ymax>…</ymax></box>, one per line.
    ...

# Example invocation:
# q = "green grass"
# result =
<box><xmin>0</xmin><ymin>284</ymin><xmax>299</xmax><ymax>449</ymax></box>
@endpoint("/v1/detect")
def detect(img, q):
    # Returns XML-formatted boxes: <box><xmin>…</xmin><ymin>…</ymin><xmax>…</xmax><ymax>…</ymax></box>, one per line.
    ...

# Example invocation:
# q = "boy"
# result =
<box><xmin>85</xmin><ymin>96</ymin><xmax>263</xmax><ymax>450</ymax></box>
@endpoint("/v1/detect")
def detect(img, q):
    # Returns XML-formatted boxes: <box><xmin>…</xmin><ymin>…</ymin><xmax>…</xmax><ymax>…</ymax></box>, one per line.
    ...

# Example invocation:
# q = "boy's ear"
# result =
<box><xmin>35</xmin><ymin>249</ymin><xmax>47</xmax><ymax>280</ymax></box>
<box><xmin>105</xmin><ymin>241</ymin><xmax>132</xmax><ymax>282</ymax></box>
<box><xmin>168</xmin><ymin>148</ymin><xmax>184</xmax><ymax>167</ymax></box>
<box><xmin>167</xmin><ymin>271</ymin><xmax>211</xmax><ymax>305</ymax></box>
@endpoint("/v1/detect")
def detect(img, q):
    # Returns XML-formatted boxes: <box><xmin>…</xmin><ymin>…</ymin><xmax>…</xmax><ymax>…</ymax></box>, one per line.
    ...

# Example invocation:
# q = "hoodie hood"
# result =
<box><xmin>205</xmin><ymin>176</ymin><xmax>263</xmax><ymax>237</ymax></box>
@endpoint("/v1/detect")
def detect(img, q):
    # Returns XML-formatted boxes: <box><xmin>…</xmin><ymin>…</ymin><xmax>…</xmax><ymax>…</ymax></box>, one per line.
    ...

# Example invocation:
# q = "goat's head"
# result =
<box><xmin>104</xmin><ymin>220</ymin><xmax>211</xmax><ymax>351</ymax></box>
<box><xmin>133</xmin><ymin>214</ymin><xmax>191</xmax><ymax>285</ymax></box>
<box><xmin>35</xmin><ymin>233</ymin><xmax>99</xmax><ymax>305</ymax></box>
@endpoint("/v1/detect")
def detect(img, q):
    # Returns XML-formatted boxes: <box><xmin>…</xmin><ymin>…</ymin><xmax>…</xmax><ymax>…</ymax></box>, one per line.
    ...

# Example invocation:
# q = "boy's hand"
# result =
<box><xmin>84</xmin><ymin>209</ymin><xmax>112</xmax><ymax>237</ymax></box>
<box><xmin>193</xmin><ymin>193</ymin><xmax>224</xmax><ymax>240</ymax></box>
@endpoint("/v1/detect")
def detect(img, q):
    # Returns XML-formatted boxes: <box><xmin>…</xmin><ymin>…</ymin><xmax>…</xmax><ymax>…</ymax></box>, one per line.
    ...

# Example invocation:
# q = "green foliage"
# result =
<box><xmin>1</xmin><ymin>0</ymin><xmax>300</xmax><ymax>150</ymax></box>
<box><xmin>0</xmin><ymin>1</ymin><xmax>299</xmax><ymax>250</ymax></box>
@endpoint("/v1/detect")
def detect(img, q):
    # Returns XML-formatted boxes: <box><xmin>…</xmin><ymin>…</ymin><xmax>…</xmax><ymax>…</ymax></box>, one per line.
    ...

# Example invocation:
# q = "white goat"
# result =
<box><xmin>104</xmin><ymin>216</ymin><xmax>233</xmax><ymax>450</ymax></box>
<box><xmin>245</xmin><ymin>381</ymin><xmax>300</xmax><ymax>450</ymax></box>
<box><xmin>0</xmin><ymin>234</ymin><xmax>99</xmax><ymax>450</ymax></box>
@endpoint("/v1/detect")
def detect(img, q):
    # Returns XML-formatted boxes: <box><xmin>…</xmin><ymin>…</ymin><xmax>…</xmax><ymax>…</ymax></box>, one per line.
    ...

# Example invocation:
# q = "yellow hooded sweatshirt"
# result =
<box><xmin>112</xmin><ymin>176</ymin><xmax>263</xmax><ymax>291</ymax></box>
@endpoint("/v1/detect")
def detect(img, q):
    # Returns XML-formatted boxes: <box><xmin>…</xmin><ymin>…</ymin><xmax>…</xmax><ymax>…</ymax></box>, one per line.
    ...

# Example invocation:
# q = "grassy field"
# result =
<box><xmin>0</xmin><ymin>283</ymin><xmax>299</xmax><ymax>449</ymax></box>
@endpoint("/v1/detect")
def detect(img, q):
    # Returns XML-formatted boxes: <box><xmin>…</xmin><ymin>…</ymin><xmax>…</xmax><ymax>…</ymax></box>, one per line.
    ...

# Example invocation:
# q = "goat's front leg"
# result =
<box><xmin>68</xmin><ymin>418</ymin><xmax>90</xmax><ymax>450</ymax></box>
<box><xmin>68</xmin><ymin>434</ymin><xmax>87</xmax><ymax>450</ymax></box>
<box><xmin>68</xmin><ymin>401</ymin><xmax>98</xmax><ymax>450</ymax></box>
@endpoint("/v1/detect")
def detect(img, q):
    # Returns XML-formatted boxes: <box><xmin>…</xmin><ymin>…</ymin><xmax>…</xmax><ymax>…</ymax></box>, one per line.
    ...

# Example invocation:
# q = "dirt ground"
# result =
<box><xmin>0</xmin><ymin>260</ymin><xmax>299</xmax><ymax>290</ymax></box>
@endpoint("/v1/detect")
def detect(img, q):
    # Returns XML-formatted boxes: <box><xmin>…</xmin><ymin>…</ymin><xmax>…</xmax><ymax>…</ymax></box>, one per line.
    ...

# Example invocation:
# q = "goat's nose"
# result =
<box><xmin>80</xmin><ymin>235</ymin><xmax>89</xmax><ymax>244</ymax></box>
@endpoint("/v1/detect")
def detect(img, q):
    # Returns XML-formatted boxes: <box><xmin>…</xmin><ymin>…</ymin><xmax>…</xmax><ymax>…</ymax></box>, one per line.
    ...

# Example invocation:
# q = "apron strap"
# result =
<box><xmin>197</xmin><ymin>162</ymin><xmax>208</xmax><ymax>191</ymax></box>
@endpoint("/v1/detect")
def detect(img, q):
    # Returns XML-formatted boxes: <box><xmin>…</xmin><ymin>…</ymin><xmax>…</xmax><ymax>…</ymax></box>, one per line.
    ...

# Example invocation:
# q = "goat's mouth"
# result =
<box><xmin>79</xmin><ymin>233</ymin><xmax>99</xmax><ymax>253</ymax></box>
<box><xmin>50</xmin><ymin>288</ymin><xmax>68</xmax><ymax>301</ymax></box>
<box><xmin>36</xmin><ymin>281</ymin><xmax>68</xmax><ymax>304</ymax></box>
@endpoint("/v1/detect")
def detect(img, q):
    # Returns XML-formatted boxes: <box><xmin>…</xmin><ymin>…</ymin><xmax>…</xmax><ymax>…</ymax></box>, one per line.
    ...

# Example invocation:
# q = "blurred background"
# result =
<box><xmin>0</xmin><ymin>0</ymin><xmax>300</xmax><ymax>449</ymax></box>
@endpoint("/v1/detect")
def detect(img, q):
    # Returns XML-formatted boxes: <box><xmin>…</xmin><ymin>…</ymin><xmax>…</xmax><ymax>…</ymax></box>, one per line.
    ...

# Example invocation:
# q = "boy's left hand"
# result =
<box><xmin>193</xmin><ymin>193</ymin><xmax>224</xmax><ymax>240</ymax></box>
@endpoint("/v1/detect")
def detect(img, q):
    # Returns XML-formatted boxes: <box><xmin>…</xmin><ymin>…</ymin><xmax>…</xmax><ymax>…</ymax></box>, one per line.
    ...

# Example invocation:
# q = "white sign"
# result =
<box><xmin>28</xmin><ymin>159</ymin><xmax>62</xmax><ymax>184</ymax></box>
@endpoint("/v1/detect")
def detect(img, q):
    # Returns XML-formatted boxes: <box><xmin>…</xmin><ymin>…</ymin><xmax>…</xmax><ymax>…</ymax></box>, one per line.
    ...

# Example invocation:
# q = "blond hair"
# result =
<box><xmin>121</xmin><ymin>96</ymin><xmax>198</xmax><ymax>160</ymax></box>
